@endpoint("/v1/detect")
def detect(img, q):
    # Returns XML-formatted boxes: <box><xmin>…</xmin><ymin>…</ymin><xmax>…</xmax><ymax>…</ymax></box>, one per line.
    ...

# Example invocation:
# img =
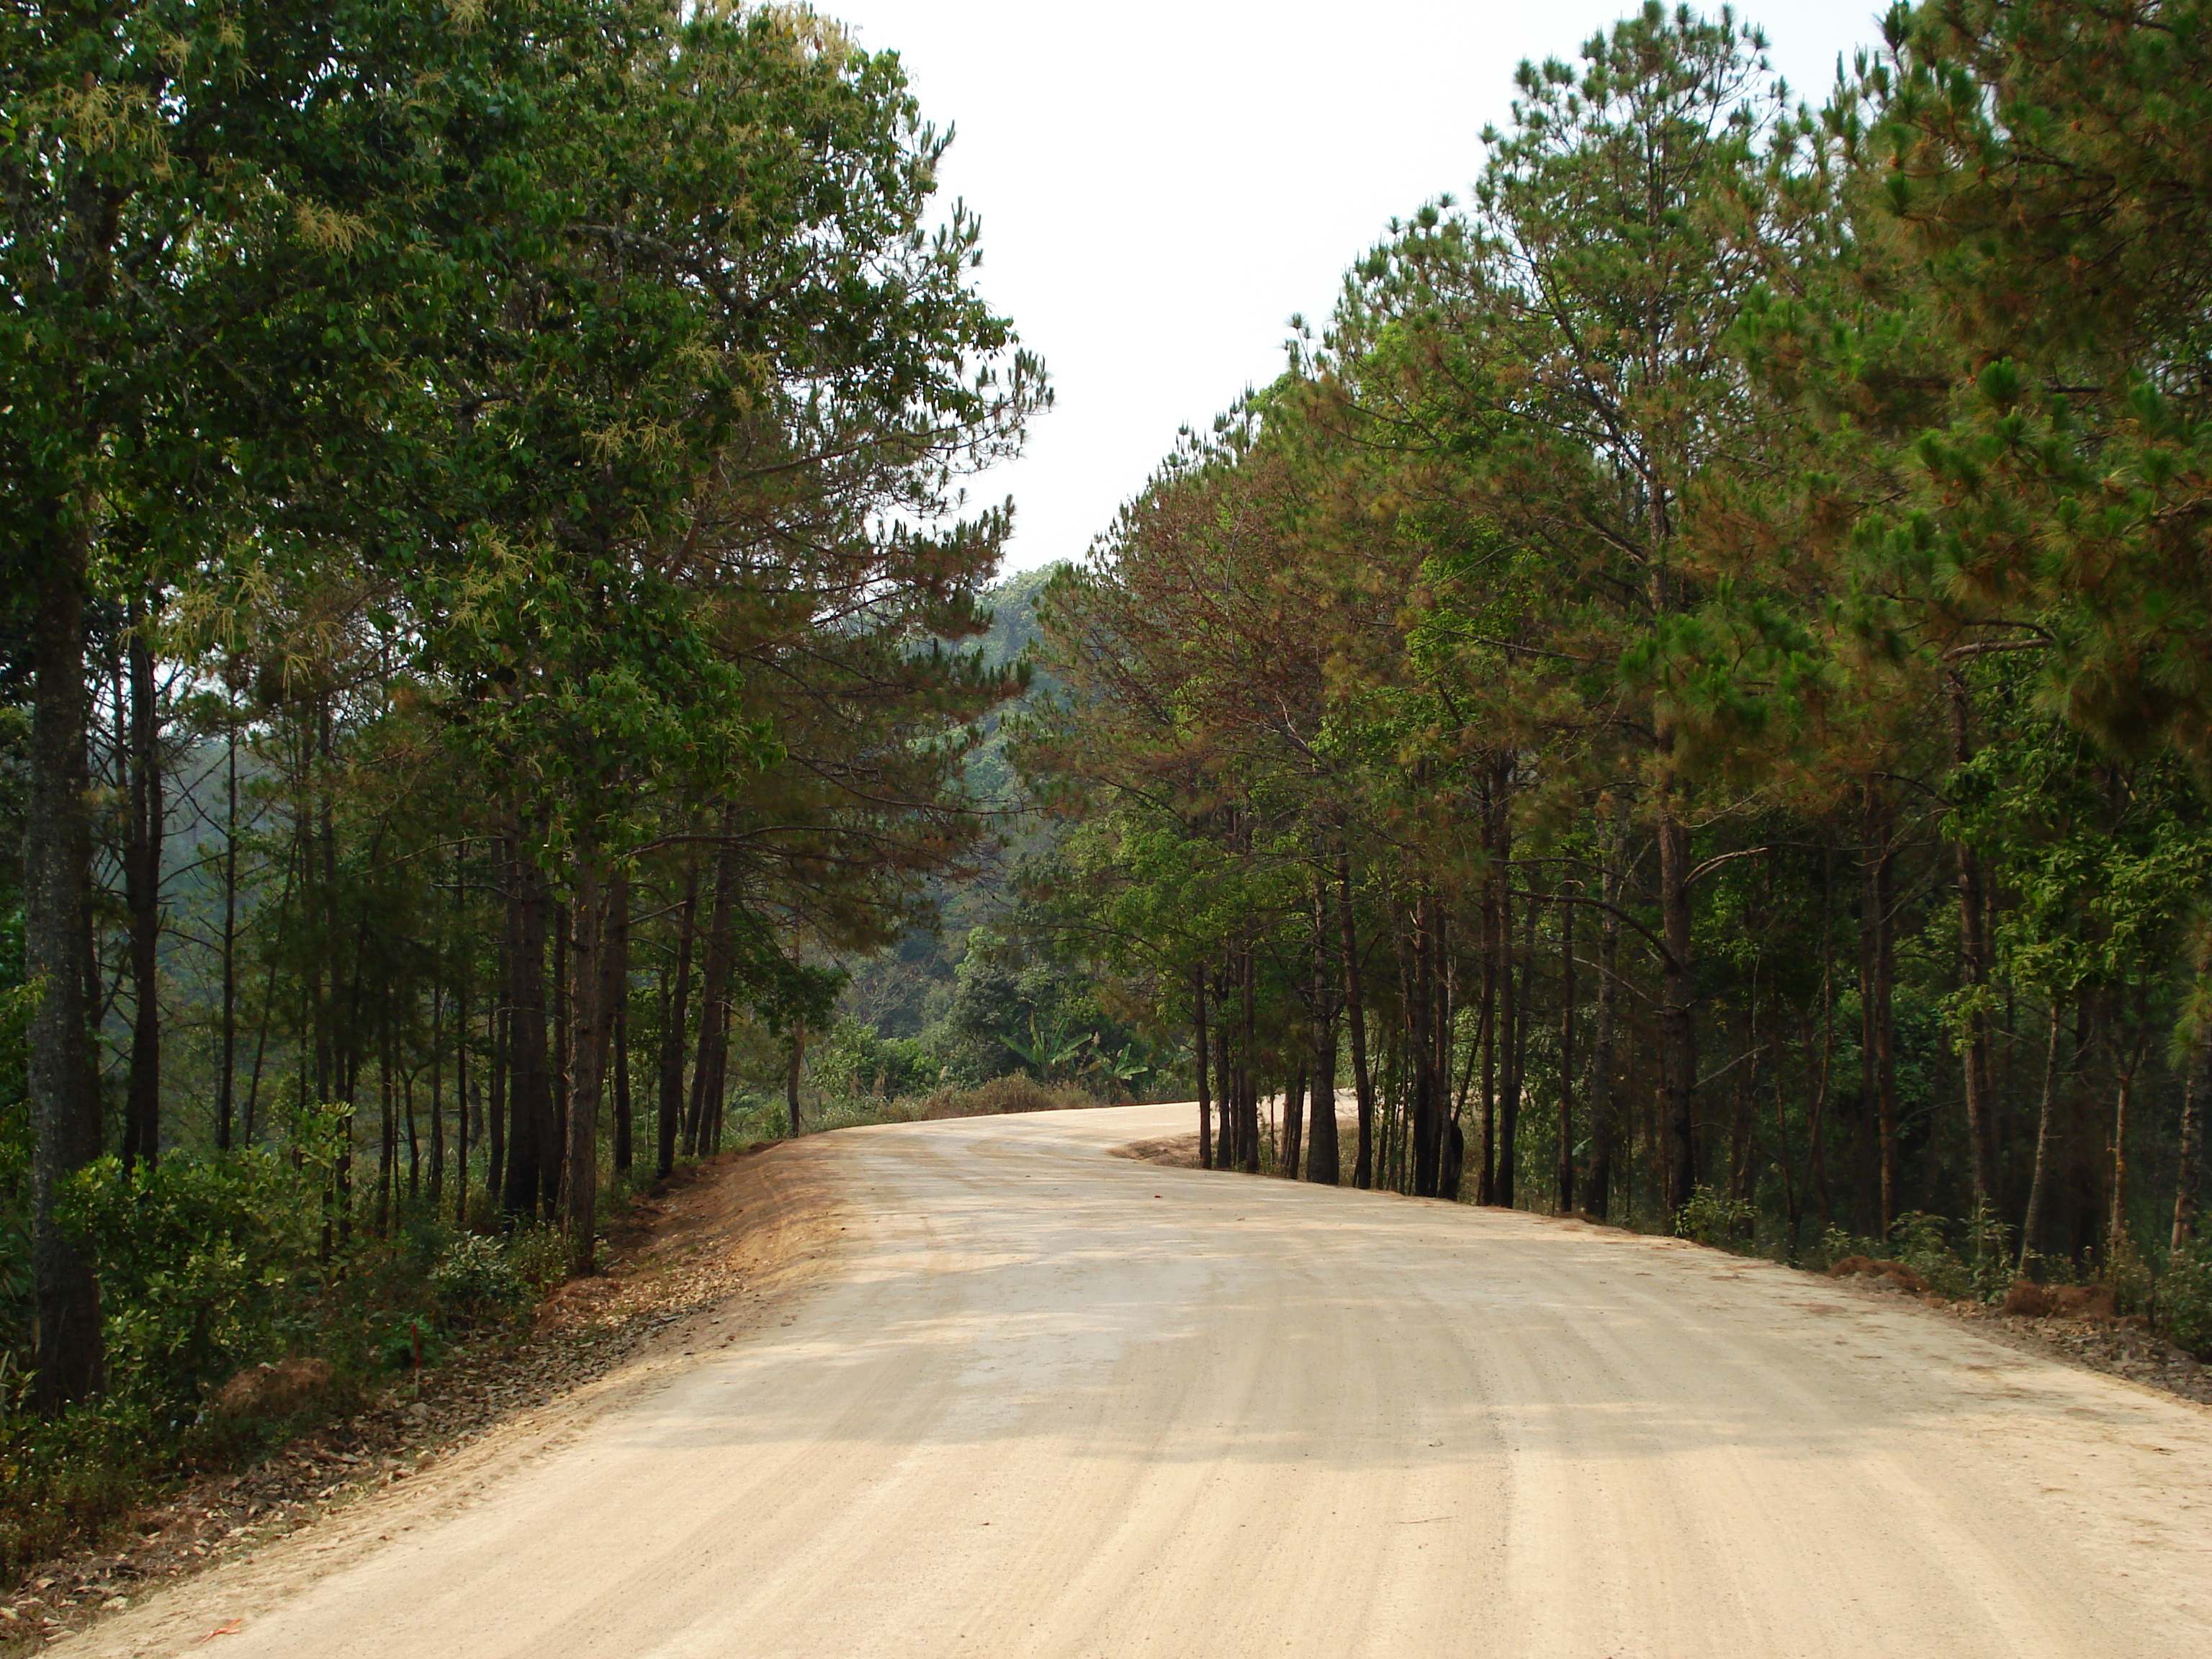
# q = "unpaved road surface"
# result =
<box><xmin>77</xmin><ymin>1104</ymin><xmax>2212</xmax><ymax>1658</ymax></box>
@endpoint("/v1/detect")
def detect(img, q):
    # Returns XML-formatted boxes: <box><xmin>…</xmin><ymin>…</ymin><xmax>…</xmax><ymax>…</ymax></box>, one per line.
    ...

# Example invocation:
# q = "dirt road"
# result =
<box><xmin>78</xmin><ymin>1104</ymin><xmax>2212</xmax><ymax>1658</ymax></box>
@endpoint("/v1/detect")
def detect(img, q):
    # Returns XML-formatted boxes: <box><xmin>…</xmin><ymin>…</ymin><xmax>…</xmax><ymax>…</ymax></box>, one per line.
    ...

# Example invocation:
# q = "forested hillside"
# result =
<box><xmin>6</xmin><ymin>0</ymin><xmax>2212</xmax><ymax>1595</ymax></box>
<box><xmin>1015</xmin><ymin>0</ymin><xmax>2212</xmax><ymax>1326</ymax></box>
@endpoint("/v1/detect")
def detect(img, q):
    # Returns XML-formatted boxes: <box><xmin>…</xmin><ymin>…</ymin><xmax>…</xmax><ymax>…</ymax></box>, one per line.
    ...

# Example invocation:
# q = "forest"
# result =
<box><xmin>5</xmin><ymin>0</ymin><xmax>2212</xmax><ymax>1587</ymax></box>
<box><xmin>1013</xmin><ymin>0</ymin><xmax>2212</xmax><ymax>1326</ymax></box>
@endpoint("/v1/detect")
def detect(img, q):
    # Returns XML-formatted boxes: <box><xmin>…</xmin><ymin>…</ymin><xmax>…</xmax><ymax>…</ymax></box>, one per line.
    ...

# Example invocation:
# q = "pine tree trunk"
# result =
<box><xmin>687</xmin><ymin>821</ymin><xmax>742</xmax><ymax>1156</ymax></box>
<box><xmin>2109</xmin><ymin>1035</ymin><xmax>2147</xmax><ymax>1267</ymax></box>
<box><xmin>454</xmin><ymin>950</ymin><xmax>470</xmax><ymax>1227</ymax></box>
<box><xmin>377</xmin><ymin>1018</ymin><xmax>395</xmax><ymax>1236</ymax></box>
<box><xmin>503</xmin><ymin>845</ymin><xmax>553</xmax><ymax>1218</ymax></box>
<box><xmin>1306</xmin><ymin>877</ymin><xmax>1339</xmax><ymax>1184</ymax></box>
<box><xmin>1478</xmin><ymin>863</ymin><xmax>1498</xmax><ymax>1205</ymax></box>
<box><xmin>787</xmin><ymin>1025</ymin><xmax>808</xmax><ymax>1138</ymax></box>
<box><xmin>2019</xmin><ymin>1001</ymin><xmax>2064</xmax><ymax>1275</ymax></box>
<box><xmin>1239</xmin><ymin>947</ymin><xmax>1260</xmax><ymax>1174</ymax></box>
<box><xmin>1214</xmin><ymin>958</ymin><xmax>1235</xmax><ymax>1172</ymax></box>
<box><xmin>27</xmin><ymin>503</ymin><xmax>104</xmax><ymax>1411</ymax></box>
<box><xmin>431</xmin><ymin>974</ymin><xmax>446</xmax><ymax>1206</ymax></box>
<box><xmin>2174</xmin><ymin>1038</ymin><xmax>2206</xmax><ymax>1254</ymax></box>
<box><xmin>1806</xmin><ymin>845</ymin><xmax>1835</xmax><ymax>1231</ymax></box>
<box><xmin>1340</xmin><ymin>852</ymin><xmax>1375</xmax><ymax>1190</ymax></box>
<box><xmin>405</xmin><ymin>1046</ymin><xmax>421</xmax><ymax>1202</ymax></box>
<box><xmin>657</xmin><ymin>862</ymin><xmax>699</xmax><ymax>1179</ymax></box>
<box><xmin>1587</xmin><ymin>842</ymin><xmax>1619</xmax><ymax>1220</ymax></box>
<box><xmin>565</xmin><ymin>845</ymin><xmax>609</xmax><ymax>1277</ymax></box>
<box><xmin>1657</xmin><ymin>807</ymin><xmax>1698</xmax><ymax>1218</ymax></box>
<box><xmin>608</xmin><ymin>875</ymin><xmax>631</xmax><ymax>1177</ymax></box>
<box><xmin>1861</xmin><ymin>783</ymin><xmax>1902</xmax><ymax>1234</ymax></box>
<box><xmin>1194</xmin><ymin>964</ymin><xmax>1213</xmax><ymax>1172</ymax></box>
<box><xmin>1411</xmin><ymin>896</ymin><xmax>1442</xmax><ymax>1200</ymax></box>
<box><xmin>122</xmin><ymin>603</ymin><xmax>163</xmax><ymax>1170</ymax></box>
<box><xmin>487</xmin><ymin>899</ymin><xmax>508</xmax><ymax>1208</ymax></box>
<box><xmin>549</xmin><ymin>901</ymin><xmax>570</xmax><ymax>1215</ymax></box>
<box><xmin>1948</xmin><ymin>683</ymin><xmax>2000</xmax><ymax>1213</ymax></box>
<box><xmin>1557</xmin><ymin>891</ymin><xmax>1576</xmax><ymax>1215</ymax></box>
<box><xmin>217</xmin><ymin>721</ymin><xmax>239</xmax><ymax>1151</ymax></box>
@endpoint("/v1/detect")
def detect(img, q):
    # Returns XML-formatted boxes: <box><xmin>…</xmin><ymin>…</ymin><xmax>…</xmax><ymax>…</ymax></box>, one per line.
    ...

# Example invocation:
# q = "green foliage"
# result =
<box><xmin>2162</xmin><ymin>1237</ymin><xmax>2212</xmax><ymax>1362</ymax></box>
<box><xmin>61</xmin><ymin>1155</ymin><xmax>311</xmax><ymax>1421</ymax></box>
<box><xmin>428</xmin><ymin>1235</ymin><xmax>534</xmax><ymax>1330</ymax></box>
<box><xmin>1676</xmin><ymin>1187</ymin><xmax>1758</xmax><ymax>1249</ymax></box>
<box><xmin>811</xmin><ymin>1021</ymin><xmax>942</xmax><ymax>1103</ymax></box>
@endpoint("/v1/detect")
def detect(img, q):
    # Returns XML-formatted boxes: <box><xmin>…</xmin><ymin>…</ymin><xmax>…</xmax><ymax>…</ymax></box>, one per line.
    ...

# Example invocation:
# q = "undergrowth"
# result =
<box><xmin>0</xmin><ymin>1153</ymin><xmax>628</xmax><ymax>1587</ymax></box>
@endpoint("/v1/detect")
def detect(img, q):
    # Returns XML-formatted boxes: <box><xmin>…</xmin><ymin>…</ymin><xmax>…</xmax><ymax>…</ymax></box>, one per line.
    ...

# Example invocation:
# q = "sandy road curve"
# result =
<box><xmin>81</xmin><ymin>1103</ymin><xmax>2212</xmax><ymax>1658</ymax></box>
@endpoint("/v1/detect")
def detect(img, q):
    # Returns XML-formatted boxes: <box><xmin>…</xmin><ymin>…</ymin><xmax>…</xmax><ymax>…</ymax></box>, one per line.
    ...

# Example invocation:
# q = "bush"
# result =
<box><xmin>812</xmin><ymin>1020</ymin><xmax>943</xmax><ymax>1102</ymax></box>
<box><xmin>2164</xmin><ymin>1236</ymin><xmax>2212</xmax><ymax>1359</ymax></box>
<box><xmin>0</xmin><ymin>1386</ymin><xmax>161</xmax><ymax>1582</ymax></box>
<box><xmin>60</xmin><ymin>1153</ymin><xmax>313</xmax><ymax>1421</ymax></box>
<box><xmin>500</xmin><ymin>1222</ymin><xmax>576</xmax><ymax>1297</ymax></box>
<box><xmin>1808</xmin><ymin>1213</ymin><xmax>2013</xmax><ymax>1302</ymax></box>
<box><xmin>1675</xmin><ymin>1186</ymin><xmax>1756</xmax><ymax>1249</ymax></box>
<box><xmin>430</xmin><ymin>1233</ymin><xmax>531</xmax><ymax>1328</ymax></box>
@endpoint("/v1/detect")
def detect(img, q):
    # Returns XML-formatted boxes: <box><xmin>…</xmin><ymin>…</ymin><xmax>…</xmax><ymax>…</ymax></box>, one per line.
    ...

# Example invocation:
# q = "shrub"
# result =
<box><xmin>500</xmin><ymin>1222</ymin><xmax>576</xmax><ymax>1296</ymax></box>
<box><xmin>2164</xmin><ymin>1237</ymin><xmax>2212</xmax><ymax>1359</ymax></box>
<box><xmin>60</xmin><ymin>1153</ymin><xmax>312</xmax><ymax>1421</ymax></box>
<box><xmin>431</xmin><ymin>1233</ymin><xmax>532</xmax><ymax>1328</ymax></box>
<box><xmin>1675</xmin><ymin>1186</ymin><xmax>1756</xmax><ymax>1249</ymax></box>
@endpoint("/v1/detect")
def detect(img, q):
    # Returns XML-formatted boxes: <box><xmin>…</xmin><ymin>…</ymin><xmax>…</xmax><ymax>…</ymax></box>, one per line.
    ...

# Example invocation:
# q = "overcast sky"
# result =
<box><xmin>822</xmin><ymin>1</ymin><xmax>1892</xmax><ymax>574</ymax></box>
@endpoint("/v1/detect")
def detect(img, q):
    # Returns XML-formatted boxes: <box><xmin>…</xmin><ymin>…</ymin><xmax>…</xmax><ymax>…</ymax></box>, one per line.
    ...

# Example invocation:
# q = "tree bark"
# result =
<box><xmin>1557</xmin><ymin>889</ymin><xmax>1576</xmax><ymax>1215</ymax></box>
<box><xmin>217</xmin><ymin>718</ymin><xmax>240</xmax><ymax>1151</ymax></box>
<box><xmin>1948</xmin><ymin>681</ymin><xmax>2000</xmax><ymax>1214</ymax></box>
<box><xmin>1194</xmin><ymin>963</ymin><xmax>1213</xmax><ymax>1171</ymax></box>
<box><xmin>455</xmin><ymin>925</ymin><xmax>472</xmax><ymax>1228</ymax></box>
<box><xmin>1238</xmin><ymin>945</ymin><xmax>1259</xmax><ymax>1174</ymax></box>
<box><xmin>608</xmin><ymin>874</ymin><xmax>631</xmax><ymax>1177</ymax></box>
<box><xmin>502</xmin><ymin>843</ymin><xmax>553</xmax><ymax>1218</ymax></box>
<box><xmin>786</xmin><ymin>1025</ymin><xmax>808</xmax><ymax>1138</ymax></box>
<box><xmin>1861</xmin><ymin>783</ymin><xmax>1900</xmax><ymax>1235</ymax></box>
<box><xmin>2109</xmin><ymin>1034</ymin><xmax>2147</xmax><ymax>1267</ymax></box>
<box><xmin>487</xmin><ymin>861</ymin><xmax>508</xmax><ymax>1208</ymax></box>
<box><xmin>1213</xmin><ymin>963</ymin><xmax>1234</xmax><ymax>1172</ymax></box>
<box><xmin>686</xmin><ymin>819</ymin><xmax>742</xmax><ymax>1157</ymax></box>
<box><xmin>1587</xmin><ymin>832</ymin><xmax>1621</xmax><ymax>1220</ymax></box>
<box><xmin>549</xmin><ymin>900</ymin><xmax>570</xmax><ymax>1213</ymax></box>
<box><xmin>430</xmin><ymin>979</ymin><xmax>445</xmax><ymax>1203</ymax></box>
<box><xmin>1656</xmin><ymin>807</ymin><xmax>1698</xmax><ymax>1218</ymax></box>
<box><xmin>657</xmin><ymin>861</ymin><xmax>700</xmax><ymax>1179</ymax></box>
<box><xmin>2018</xmin><ymin>1000</ymin><xmax>2064</xmax><ymax>1275</ymax></box>
<box><xmin>1496</xmin><ymin>876</ymin><xmax>1525</xmax><ymax>1209</ymax></box>
<box><xmin>122</xmin><ymin>601</ymin><xmax>163</xmax><ymax>1170</ymax></box>
<box><xmin>2175</xmin><ymin>1036</ymin><xmax>2206</xmax><ymax>1254</ymax></box>
<box><xmin>1339</xmin><ymin>850</ymin><xmax>1375</xmax><ymax>1190</ymax></box>
<box><xmin>565</xmin><ymin>845</ymin><xmax>609</xmax><ymax>1277</ymax></box>
<box><xmin>1410</xmin><ymin>896</ymin><xmax>1442</xmax><ymax>1200</ymax></box>
<box><xmin>1478</xmin><ymin>861</ymin><xmax>1498</xmax><ymax>1205</ymax></box>
<box><xmin>1307</xmin><ymin>876</ymin><xmax>1339</xmax><ymax>1184</ymax></box>
<box><xmin>27</xmin><ymin>504</ymin><xmax>104</xmax><ymax>1411</ymax></box>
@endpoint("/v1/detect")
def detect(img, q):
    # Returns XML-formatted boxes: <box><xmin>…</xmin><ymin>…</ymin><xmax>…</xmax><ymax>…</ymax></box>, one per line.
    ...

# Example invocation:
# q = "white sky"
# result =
<box><xmin>822</xmin><ymin>1</ymin><xmax>1893</xmax><ymax>573</ymax></box>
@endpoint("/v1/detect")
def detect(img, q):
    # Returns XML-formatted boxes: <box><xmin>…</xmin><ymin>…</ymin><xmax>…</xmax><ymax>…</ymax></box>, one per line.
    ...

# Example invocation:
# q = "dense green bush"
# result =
<box><xmin>61</xmin><ymin>1154</ymin><xmax>313</xmax><ymax>1422</ymax></box>
<box><xmin>1675</xmin><ymin>1187</ymin><xmax>1756</xmax><ymax>1249</ymax></box>
<box><xmin>430</xmin><ymin>1234</ymin><xmax>533</xmax><ymax>1327</ymax></box>
<box><xmin>2162</xmin><ymin>1236</ymin><xmax>2212</xmax><ymax>1359</ymax></box>
<box><xmin>811</xmin><ymin>1020</ymin><xmax>943</xmax><ymax>1102</ymax></box>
